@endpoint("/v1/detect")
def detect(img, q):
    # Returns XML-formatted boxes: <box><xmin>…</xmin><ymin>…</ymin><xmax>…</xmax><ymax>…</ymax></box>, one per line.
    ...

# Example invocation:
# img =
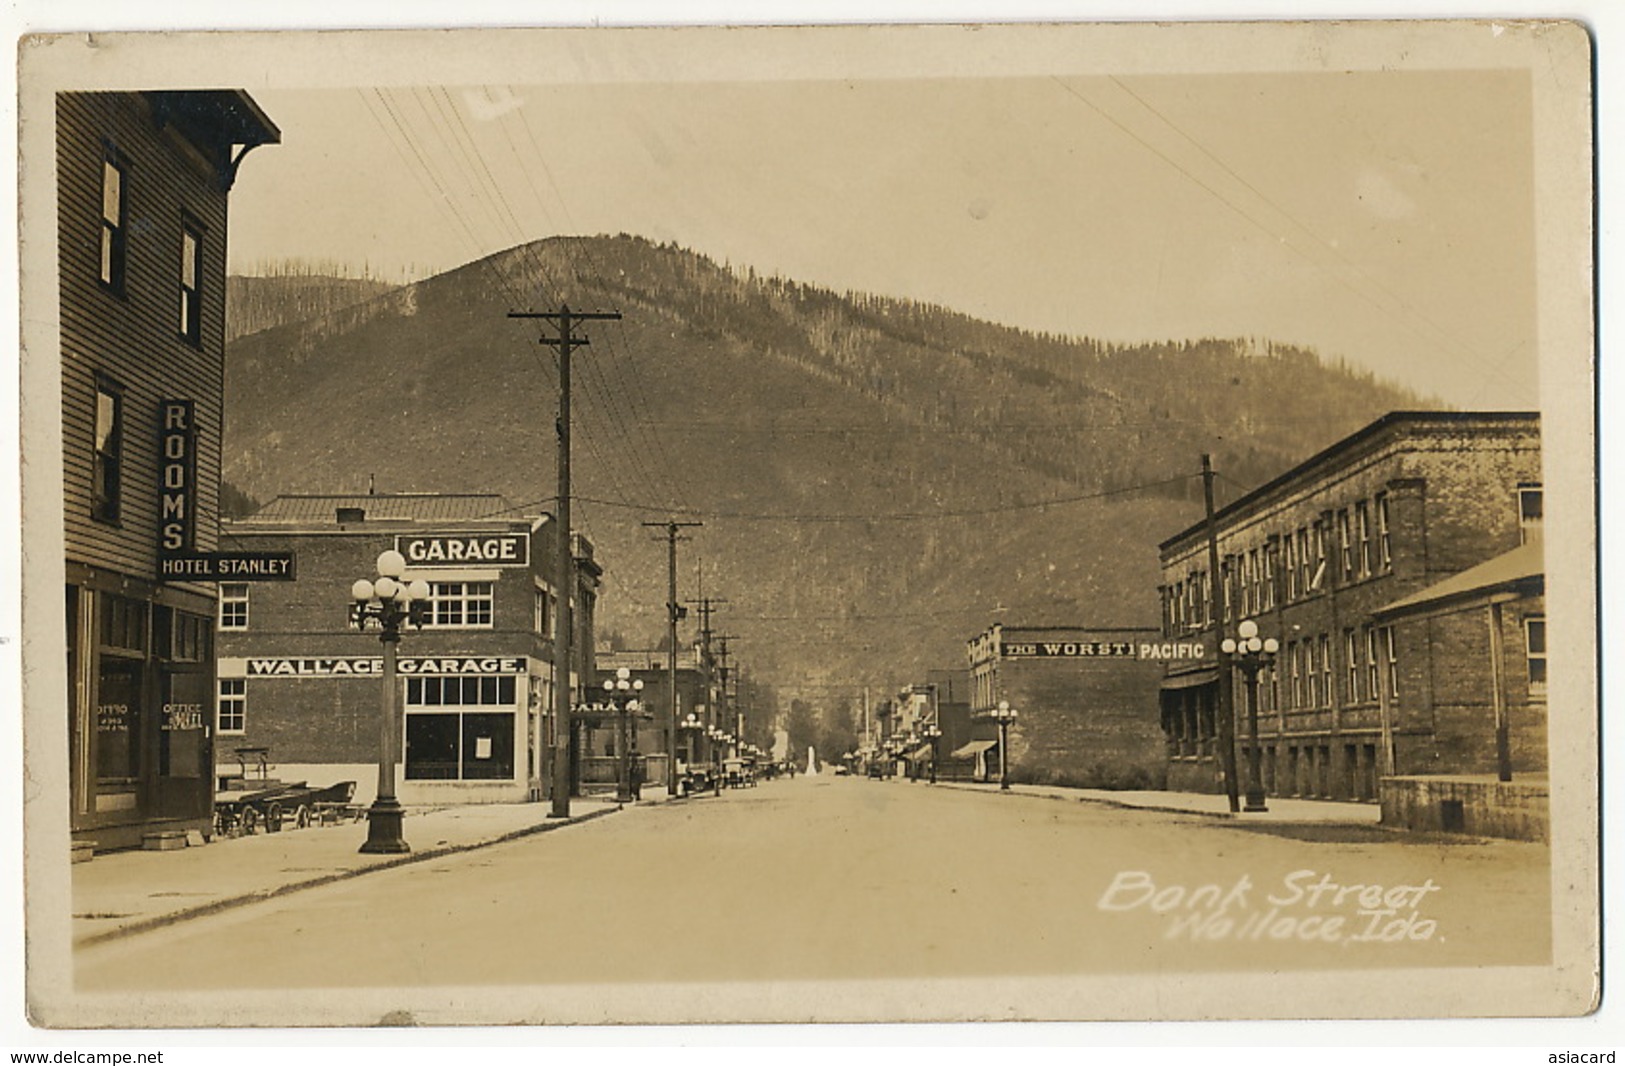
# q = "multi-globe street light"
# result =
<box><xmin>601</xmin><ymin>667</ymin><xmax>645</xmax><ymax>804</ymax></box>
<box><xmin>349</xmin><ymin>549</ymin><xmax>430</xmax><ymax>855</ymax></box>
<box><xmin>990</xmin><ymin>700</ymin><xmax>1019</xmax><ymax>791</ymax></box>
<box><xmin>681</xmin><ymin>712</ymin><xmax>704</xmax><ymax>769</ymax></box>
<box><xmin>922</xmin><ymin>723</ymin><xmax>943</xmax><ymax>784</ymax></box>
<box><xmin>1221</xmin><ymin>618</ymin><xmax>1280</xmax><ymax>813</ymax></box>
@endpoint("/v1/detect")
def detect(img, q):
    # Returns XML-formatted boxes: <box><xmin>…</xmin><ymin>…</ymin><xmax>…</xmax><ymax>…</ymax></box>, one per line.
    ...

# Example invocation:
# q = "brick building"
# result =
<box><xmin>214</xmin><ymin>494</ymin><xmax>600</xmax><ymax>806</ymax></box>
<box><xmin>964</xmin><ymin>624</ymin><xmax>1168</xmax><ymax>789</ymax></box>
<box><xmin>57</xmin><ymin>91</ymin><xmax>278</xmax><ymax>851</ymax></box>
<box><xmin>1155</xmin><ymin>411</ymin><xmax>1543</xmax><ymax>806</ymax></box>
<box><xmin>1370</xmin><ymin>540</ymin><xmax>1546</xmax><ymax>837</ymax></box>
<box><xmin>593</xmin><ymin>646</ymin><xmax>719</xmax><ymax>789</ymax></box>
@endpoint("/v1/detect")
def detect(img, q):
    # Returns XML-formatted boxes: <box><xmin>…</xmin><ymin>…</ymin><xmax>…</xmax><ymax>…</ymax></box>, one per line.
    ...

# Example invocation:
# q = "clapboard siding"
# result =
<box><xmin>59</xmin><ymin>93</ymin><xmax>231</xmax><ymax>580</ymax></box>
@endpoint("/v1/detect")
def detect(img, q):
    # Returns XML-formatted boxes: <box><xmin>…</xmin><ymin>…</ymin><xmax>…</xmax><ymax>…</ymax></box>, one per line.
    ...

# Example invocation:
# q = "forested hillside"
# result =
<box><xmin>223</xmin><ymin>235</ymin><xmax>1431</xmax><ymax>708</ymax></box>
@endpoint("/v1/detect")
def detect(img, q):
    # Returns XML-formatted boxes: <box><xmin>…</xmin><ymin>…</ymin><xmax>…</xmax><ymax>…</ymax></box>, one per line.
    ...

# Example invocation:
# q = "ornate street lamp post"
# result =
<box><xmin>349</xmin><ymin>550</ymin><xmax>430</xmax><ymax>855</ymax></box>
<box><xmin>603</xmin><ymin>667</ymin><xmax>645</xmax><ymax>804</ymax></box>
<box><xmin>1221</xmin><ymin>618</ymin><xmax>1279</xmax><ymax>813</ymax></box>
<box><xmin>991</xmin><ymin>700</ymin><xmax>1018</xmax><ymax>791</ymax></box>
<box><xmin>923</xmin><ymin>723</ymin><xmax>942</xmax><ymax>784</ymax></box>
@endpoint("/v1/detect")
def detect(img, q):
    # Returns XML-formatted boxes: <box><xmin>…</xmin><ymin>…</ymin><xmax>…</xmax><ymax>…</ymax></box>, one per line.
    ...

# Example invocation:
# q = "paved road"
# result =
<box><xmin>75</xmin><ymin>775</ymin><xmax>1550</xmax><ymax>994</ymax></box>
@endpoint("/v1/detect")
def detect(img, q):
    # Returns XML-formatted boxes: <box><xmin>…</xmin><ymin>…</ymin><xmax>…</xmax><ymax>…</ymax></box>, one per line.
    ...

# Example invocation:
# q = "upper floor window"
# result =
<box><xmin>1382</xmin><ymin>626</ymin><xmax>1400</xmax><ymax>699</ymax></box>
<box><xmin>1365</xmin><ymin>627</ymin><xmax>1382</xmax><ymax>703</ymax></box>
<box><xmin>1345</xmin><ymin>629</ymin><xmax>1361</xmax><ymax>704</ymax></box>
<box><xmin>92</xmin><ymin>375</ymin><xmax>123</xmax><ymax>524</ymax></box>
<box><xmin>1525</xmin><ymin>616</ymin><xmax>1547</xmax><ymax>690</ymax></box>
<box><xmin>1519</xmin><ymin>485</ymin><xmax>1543</xmax><ymax>544</ymax></box>
<box><xmin>219</xmin><ymin>583</ymin><xmax>249</xmax><ymax>630</ymax></box>
<box><xmin>1355</xmin><ymin>500</ymin><xmax>1372</xmax><ymax>577</ymax></box>
<box><xmin>179</xmin><ymin>219</ymin><xmax>204</xmax><ymax>345</ymax></box>
<box><xmin>534</xmin><ymin>586</ymin><xmax>554</xmax><ymax>639</ymax></box>
<box><xmin>1297</xmin><ymin>527</ymin><xmax>1312</xmax><ymax>597</ymax></box>
<box><xmin>1338</xmin><ymin>509</ymin><xmax>1354</xmax><ymax>582</ymax></box>
<box><xmin>99</xmin><ymin>155</ymin><xmax>127</xmax><ymax>294</ymax></box>
<box><xmin>1309</xmin><ymin>518</ymin><xmax>1329</xmax><ymax>593</ymax></box>
<box><xmin>1261</xmin><ymin>545</ymin><xmax>1276</xmax><ymax>611</ymax></box>
<box><xmin>426</xmin><ymin>581</ymin><xmax>495</xmax><ymax>629</ymax></box>
<box><xmin>1375</xmin><ymin>493</ymin><xmax>1392</xmax><ymax>569</ymax></box>
<box><xmin>1319</xmin><ymin>633</ymin><xmax>1333</xmax><ymax>707</ymax></box>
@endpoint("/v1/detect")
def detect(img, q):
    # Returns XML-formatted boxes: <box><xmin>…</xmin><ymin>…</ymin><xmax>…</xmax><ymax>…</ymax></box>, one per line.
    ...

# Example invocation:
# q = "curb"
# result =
<box><xmin>928</xmin><ymin>779</ymin><xmax>1376</xmax><ymax>826</ymax></box>
<box><xmin>74</xmin><ymin>803</ymin><xmax>622</xmax><ymax>949</ymax></box>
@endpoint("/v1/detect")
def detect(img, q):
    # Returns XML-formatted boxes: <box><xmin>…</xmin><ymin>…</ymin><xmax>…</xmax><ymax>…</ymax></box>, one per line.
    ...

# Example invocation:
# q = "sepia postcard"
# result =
<box><xmin>12</xmin><ymin>19</ymin><xmax>1598</xmax><ymax>1031</ymax></box>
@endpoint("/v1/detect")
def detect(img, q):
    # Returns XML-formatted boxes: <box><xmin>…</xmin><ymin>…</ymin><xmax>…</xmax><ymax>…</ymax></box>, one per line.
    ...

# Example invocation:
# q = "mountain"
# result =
<box><xmin>222</xmin><ymin>234</ymin><xmax>1427</xmax><ymax>711</ymax></box>
<box><xmin>226</xmin><ymin>272</ymin><xmax>398</xmax><ymax>342</ymax></box>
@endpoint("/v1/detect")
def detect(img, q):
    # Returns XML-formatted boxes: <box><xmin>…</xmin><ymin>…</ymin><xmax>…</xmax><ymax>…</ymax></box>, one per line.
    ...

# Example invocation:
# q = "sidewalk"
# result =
<box><xmin>71</xmin><ymin>792</ymin><xmax>656</xmax><ymax>947</ymax></box>
<box><xmin>931</xmin><ymin>779</ymin><xmax>1384</xmax><ymax>824</ymax></box>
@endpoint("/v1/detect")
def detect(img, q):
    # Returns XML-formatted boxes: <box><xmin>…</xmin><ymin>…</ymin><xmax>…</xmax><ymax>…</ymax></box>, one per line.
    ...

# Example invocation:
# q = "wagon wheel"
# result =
<box><xmin>241</xmin><ymin>806</ymin><xmax>260</xmax><ymax>834</ymax></box>
<box><xmin>294</xmin><ymin>804</ymin><xmax>311</xmax><ymax>830</ymax></box>
<box><xmin>266</xmin><ymin>802</ymin><xmax>284</xmax><ymax>833</ymax></box>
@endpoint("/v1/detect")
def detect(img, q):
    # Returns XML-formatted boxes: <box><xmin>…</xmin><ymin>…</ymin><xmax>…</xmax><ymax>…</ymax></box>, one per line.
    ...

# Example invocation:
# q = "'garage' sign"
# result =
<box><xmin>396</xmin><ymin>533</ymin><xmax>530</xmax><ymax>567</ymax></box>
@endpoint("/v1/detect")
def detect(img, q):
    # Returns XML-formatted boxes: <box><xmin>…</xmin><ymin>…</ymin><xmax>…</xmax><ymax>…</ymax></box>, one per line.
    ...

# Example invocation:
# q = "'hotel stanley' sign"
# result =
<box><xmin>157</xmin><ymin>398</ymin><xmax>295</xmax><ymax>582</ymax></box>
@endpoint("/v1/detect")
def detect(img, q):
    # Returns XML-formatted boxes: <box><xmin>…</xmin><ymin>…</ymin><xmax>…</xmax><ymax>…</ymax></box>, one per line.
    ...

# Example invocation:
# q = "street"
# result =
<box><xmin>74</xmin><ymin>776</ymin><xmax>1551</xmax><ymax>992</ymax></box>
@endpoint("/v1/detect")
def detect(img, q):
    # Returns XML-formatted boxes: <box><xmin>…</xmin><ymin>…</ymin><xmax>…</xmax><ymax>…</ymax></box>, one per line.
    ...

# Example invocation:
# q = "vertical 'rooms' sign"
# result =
<box><xmin>159</xmin><ymin>399</ymin><xmax>196</xmax><ymax>555</ymax></box>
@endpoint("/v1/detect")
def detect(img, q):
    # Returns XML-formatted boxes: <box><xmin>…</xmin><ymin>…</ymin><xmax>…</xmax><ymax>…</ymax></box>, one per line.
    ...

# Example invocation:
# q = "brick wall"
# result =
<box><xmin>980</xmin><ymin>627</ymin><xmax>1167</xmax><ymax>789</ymax></box>
<box><xmin>1154</xmin><ymin>414</ymin><xmax>1544</xmax><ymax>797</ymax></box>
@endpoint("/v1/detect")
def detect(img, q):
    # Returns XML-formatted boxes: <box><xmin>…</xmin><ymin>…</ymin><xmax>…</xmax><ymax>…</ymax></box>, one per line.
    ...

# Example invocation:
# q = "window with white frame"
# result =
<box><xmin>179</xmin><ymin>218</ymin><xmax>204</xmax><ymax>345</ymax></box>
<box><xmin>1338</xmin><ymin>509</ymin><xmax>1353</xmax><ymax>581</ymax></box>
<box><xmin>1525</xmin><ymin>616</ymin><xmax>1547</xmax><ymax>690</ymax></box>
<box><xmin>425</xmin><ymin>581</ymin><xmax>495</xmax><ymax>628</ymax></box>
<box><xmin>1365</xmin><ymin>627</ymin><xmax>1382</xmax><ymax>702</ymax></box>
<box><xmin>1305</xmin><ymin>639</ymin><xmax>1320</xmax><ymax>706</ymax></box>
<box><xmin>1383</xmin><ymin>626</ymin><xmax>1399</xmax><ymax>699</ymax></box>
<box><xmin>1355</xmin><ymin>500</ymin><xmax>1372</xmax><ymax>577</ymax></box>
<box><xmin>1288</xmin><ymin>642</ymin><xmax>1302</xmax><ymax>709</ymax></box>
<box><xmin>217</xmin><ymin>678</ymin><xmax>246</xmax><ymax>733</ymax></box>
<box><xmin>534</xmin><ymin>586</ymin><xmax>553</xmax><ymax>638</ymax></box>
<box><xmin>219</xmin><ymin>583</ymin><xmax>249</xmax><ymax>630</ymax></box>
<box><xmin>99</xmin><ymin>154</ymin><xmax>127</xmax><ymax>293</ymax></box>
<box><xmin>1319</xmin><ymin>633</ymin><xmax>1333</xmax><ymax>707</ymax></box>
<box><xmin>1518</xmin><ymin>485</ymin><xmax>1543</xmax><ymax>544</ymax></box>
<box><xmin>1345</xmin><ymin>629</ymin><xmax>1360</xmax><ymax>704</ymax></box>
<box><xmin>92</xmin><ymin>375</ymin><xmax>123</xmax><ymax>524</ymax></box>
<box><xmin>1375</xmin><ymin>493</ymin><xmax>1392</xmax><ymax>569</ymax></box>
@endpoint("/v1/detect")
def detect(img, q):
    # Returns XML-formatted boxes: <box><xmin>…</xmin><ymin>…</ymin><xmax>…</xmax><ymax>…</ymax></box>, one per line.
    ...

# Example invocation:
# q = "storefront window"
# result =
<box><xmin>404</xmin><ymin>673</ymin><xmax>516</xmax><ymax>780</ymax></box>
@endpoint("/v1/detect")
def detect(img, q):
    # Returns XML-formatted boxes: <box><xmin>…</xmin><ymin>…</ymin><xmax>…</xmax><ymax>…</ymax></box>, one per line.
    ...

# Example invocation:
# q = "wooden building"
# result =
<box><xmin>59</xmin><ymin>92</ymin><xmax>278</xmax><ymax>852</ymax></box>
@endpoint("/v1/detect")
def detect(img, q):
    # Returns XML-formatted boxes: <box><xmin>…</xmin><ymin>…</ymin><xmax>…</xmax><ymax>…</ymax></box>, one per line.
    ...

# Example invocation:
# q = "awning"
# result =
<box><xmin>1159</xmin><ymin>668</ymin><xmax>1219</xmax><ymax>691</ymax></box>
<box><xmin>903</xmin><ymin>745</ymin><xmax>933</xmax><ymax>762</ymax></box>
<box><xmin>949</xmin><ymin>739</ymin><xmax>998</xmax><ymax>759</ymax></box>
<box><xmin>1373</xmin><ymin>539</ymin><xmax>1544</xmax><ymax>621</ymax></box>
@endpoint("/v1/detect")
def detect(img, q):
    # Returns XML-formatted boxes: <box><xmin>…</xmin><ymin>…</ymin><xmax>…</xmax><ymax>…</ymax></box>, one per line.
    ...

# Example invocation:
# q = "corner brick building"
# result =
<box><xmin>1155</xmin><ymin>411</ymin><xmax>1544</xmax><ymax>819</ymax></box>
<box><xmin>214</xmin><ymin>494</ymin><xmax>600</xmax><ymax>806</ymax></box>
<box><xmin>964</xmin><ymin>624</ymin><xmax>1168</xmax><ymax>789</ymax></box>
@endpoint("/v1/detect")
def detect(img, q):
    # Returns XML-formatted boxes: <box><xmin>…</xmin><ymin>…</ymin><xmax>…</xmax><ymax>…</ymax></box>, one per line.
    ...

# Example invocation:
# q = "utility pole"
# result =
<box><xmin>645</xmin><ymin>520</ymin><xmax>701</xmax><ymax>794</ymax></box>
<box><xmin>510</xmin><ymin>304</ymin><xmax>621</xmax><ymax>819</ymax></box>
<box><xmin>686</xmin><ymin>596</ymin><xmax>730</xmax><ymax>761</ymax></box>
<box><xmin>1202</xmin><ymin>453</ymin><xmax>1241</xmax><ymax>813</ymax></box>
<box><xmin>717</xmin><ymin>635</ymin><xmax>740</xmax><ymax>754</ymax></box>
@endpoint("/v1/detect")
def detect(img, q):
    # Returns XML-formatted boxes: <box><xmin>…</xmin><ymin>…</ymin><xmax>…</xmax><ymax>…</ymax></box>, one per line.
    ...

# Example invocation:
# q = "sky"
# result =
<box><xmin>226</xmin><ymin>61</ymin><xmax>1544</xmax><ymax>410</ymax></box>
